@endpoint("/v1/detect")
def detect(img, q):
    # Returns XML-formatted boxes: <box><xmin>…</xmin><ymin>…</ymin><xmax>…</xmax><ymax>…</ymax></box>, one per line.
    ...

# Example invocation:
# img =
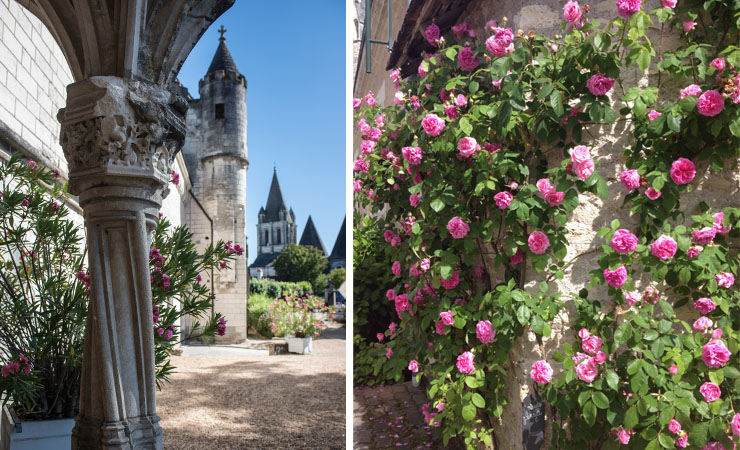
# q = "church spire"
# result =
<box><xmin>263</xmin><ymin>169</ymin><xmax>289</xmax><ymax>222</ymax></box>
<box><xmin>207</xmin><ymin>25</ymin><xmax>239</xmax><ymax>74</ymax></box>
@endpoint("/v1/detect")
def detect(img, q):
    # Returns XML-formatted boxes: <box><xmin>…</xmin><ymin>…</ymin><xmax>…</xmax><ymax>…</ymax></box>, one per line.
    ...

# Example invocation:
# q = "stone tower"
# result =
<box><xmin>257</xmin><ymin>169</ymin><xmax>297</xmax><ymax>255</ymax></box>
<box><xmin>182</xmin><ymin>27</ymin><xmax>248</xmax><ymax>343</ymax></box>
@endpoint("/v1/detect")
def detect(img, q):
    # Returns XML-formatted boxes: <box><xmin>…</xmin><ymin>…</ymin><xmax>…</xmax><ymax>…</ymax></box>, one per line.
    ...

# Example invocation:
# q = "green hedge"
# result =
<box><xmin>247</xmin><ymin>293</ymin><xmax>275</xmax><ymax>338</ymax></box>
<box><xmin>249</xmin><ymin>278</ymin><xmax>312</xmax><ymax>298</ymax></box>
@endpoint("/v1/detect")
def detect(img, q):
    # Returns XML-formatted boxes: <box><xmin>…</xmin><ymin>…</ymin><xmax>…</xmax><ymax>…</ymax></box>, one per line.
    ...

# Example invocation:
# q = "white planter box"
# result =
<box><xmin>0</xmin><ymin>406</ymin><xmax>74</xmax><ymax>450</ymax></box>
<box><xmin>287</xmin><ymin>336</ymin><xmax>313</xmax><ymax>354</ymax></box>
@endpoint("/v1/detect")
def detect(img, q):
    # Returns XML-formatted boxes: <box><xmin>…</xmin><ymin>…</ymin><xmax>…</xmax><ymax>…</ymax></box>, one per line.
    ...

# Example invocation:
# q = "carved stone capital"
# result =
<box><xmin>58</xmin><ymin>76</ymin><xmax>187</xmax><ymax>200</ymax></box>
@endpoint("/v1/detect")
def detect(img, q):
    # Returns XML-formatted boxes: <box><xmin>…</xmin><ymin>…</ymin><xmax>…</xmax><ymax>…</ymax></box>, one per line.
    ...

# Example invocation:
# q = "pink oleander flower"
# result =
<box><xmin>386</xmin><ymin>347</ymin><xmax>393</xmax><ymax>359</ymax></box>
<box><xmin>693</xmin><ymin>316</ymin><xmax>714</xmax><ymax>333</ymax></box>
<box><xmin>510</xmin><ymin>248</ymin><xmax>524</xmax><ymax>264</ymax></box>
<box><xmin>582</xmin><ymin>335</ymin><xmax>602</xmax><ymax>355</ymax></box>
<box><xmin>575</xmin><ymin>358</ymin><xmax>599</xmax><ymax>382</ymax></box>
<box><xmin>710</xmin><ymin>58</ymin><xmax>726</xmax><ymax>71</ymax></box>
<box><xmin>476</xmin><ymin>320</ymin><xmax>496</xmax><ymax>344</ymax></box>
<box><xmin>573</xmin><ymin>159</ymin><xmax>595</xmax><ymax>179</ymax></box>
<box><xmin>683</xmin><ymin>21</ymin><xmax>696</xmax><ymax>32</ymax></box>
<box><xmin>425</xmin><ymin>24</ymin><xmax>440</xmax><ymax>46</ymax></box>
<box><xmin>545</xmin><ymin>191</ymin><xmax>564</xmax><ymax>207</ymax></box>
<box><xmin>530</xmin><ymin>360</ymin><xmax>553</xmax><ymax>384</ymax></box>
<box><xmin>715</xmin><ymin>271</ymin><xmax>734</xmax><ymax>288</ymax></box>
<box><xmin>648</xmin><ymin>110</ymin><xmax>662</xmax><ymax>121</ymax></box>
<box><xmin>713</xmin><ymin>212</ymin><xmax>732</xmax><ymax>235</ymax></box>
<box><xmin>447</xmin><ymin>217</ymin><xmax>470</xmax><ymax>239</ymax></box>
<box><xmin>410</xmin><ymin>194</ymin><xmax>420</xmax><ymax>207</ymax></box>
<box><xmin>661</xmin><ymin>0</ymin><xmax>676</xmax><ymax>7</ymax></box>
<box><xmin>697</xmin><ymin>90</ymin><xmax>725</xmax><ymax>117</ymax></box>
<box><xmin>604</xmin><ymin>265</ymin><xmax>628</xmax><ymax>288</ymax></box>
<box><xmin>680</xmin><ymin>84</ymin><xmax>702</xmax><ymax>99</ymax></box>
<box><xmin>610</xmin><ymin>229</ymin><xmax>638</xmax><ymax>254</ymax></box>
<box><xmin>616</xmin><ymin>0</ymin><xmax>641</xmax><ymax>18</ymax></box>
<box><xmin>669</xmin><ymin>365</ymin><xmax>678</xmax><ymax>375</ymax></box>
<box><xmin>700</xmin><ymin>382</ymin><xmax>721</xmax><ymax>402</ymax></box>
<box><xmin>668</xmin><ymin>419</ymin><xmax>682</xmax><ymax>434</ymax></box>
<box><xmin>569</xmin><ymin>145</ymin><xmax>590</xmax><ymax>164</ymax></box>
<box><xmin>645</xmin><ymin>187</ymin><xmax>662</xmax><ymax>200</ymax></box>
<box><xmin>587</xmin><ymin>74</ymin><xmax>615</xmax><ymax>96</ymax></box>
<box><xmin>401</xmin><ymin>146</ymin><xmax>423</xmax><ymax>165</ymax></box>
<box><xmin>353</xmin><ymin>158</ymin><xmax>368</xmax><ymax>173</ymax></box>
<box><xmin>494</xmin><ymin>191</ymin><xmax>513</xmax><ymax>210</ymax></box>
<box><xmin>456</xmin><ymin>351</ymin><xmax>475</xmax><ymax>374</ymax></box>
<box><xmin>617</xmin><ymin>428</ymin><xmax>632</xmax><ymax>444</ymax></box>
<box><xmin>408</xmin><ymin>360</ymin><xmax>419</xmax><ymax>372</ymax></box>
<box><xmin>440</xmin><ymin>271</ymin><xmax>460</xmax><ymax>290</ymax></box>
<box><xmin>732</xmin><ymin>413</ymin><xmax>740</xmax><ymax>435</ymax></box>
<box><xmin>440</xmin><ymin>311</ymin><xmax>454</xmax><ymax>326</ymax></box>
<box><xmin>458</xmin><ymin>47</ymin><xmax>480</xmax><ymax>71</ymax></box>
<box><xmin>563</xmin><ymin>1</ymin><xmax>582</xmax><ymax>24</ymax></box>
<box><xmin>536</xmin><ymin>178</ymin><xmax>554</xmax><ymax>194</ymax></box>
<box><xmin>692</xmin><ymin>227</ymin><xmax>716</xmax><ymax>245</ymax></box>
<box><xmin>376</xmin><ymin>333</ymin><xmax>384</xmax><ymax>342</ymax></box>
<box><xmin>676</xmin><ymin>434</ymin><xmax>688</xmax><ymax>448</ymax></box>
<box><xmin>528</xmin><ymin>231</ymin><xmax>550</xmax><ymax>255</ymax></box>
<box><xmin>457</xmin><ymin>137</ymin><xmax>480</xmax><ymax>157</ymax></box>
<box><xmin>455</xmin><ymin>94</ymin><xmax>467</xmax><ymax>107</ymax></box>
<box><xmin>392</xmin><ymin>261</ymin><xmax>401</xmax><ymax>276</ymax></box>
<box><xmin>353</xmin><ymin>98</ymin><xmax>361</xmax><ymax>109</ymax></box>
<box><xmin>694</xmin><ymin>297</ymin><xmax>716</xmax><ymax>314</ymax></box>
<box><xmin>702</xmin><ymin>340</ymin><xmax>731</xmax><ymax>368</ymax></box>
<box><xmin>624</xmin><ymin>290</ymin><xmax>640</xmax><ymax>306</ymax></box>
<box><xmin>650</xmin><ymin>235</ymin><xmax>677</xmax><ymax>260</ymax></box>
<box><xmin>620</xmin><ymin>169</ymin><xmax>640</xmax><ymax>191</ymax></box>
<box><xmin>421</xmin><ymin>114</ymin><xmax>446</xmax><ymax>137</ymax></box>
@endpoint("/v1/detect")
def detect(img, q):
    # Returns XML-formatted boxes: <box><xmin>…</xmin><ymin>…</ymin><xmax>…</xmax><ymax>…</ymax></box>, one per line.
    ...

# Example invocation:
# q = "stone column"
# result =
<box><xmin>58</xmin><ymin>76</ymin><xmax>186</xmax><ymax>450</ymax></box>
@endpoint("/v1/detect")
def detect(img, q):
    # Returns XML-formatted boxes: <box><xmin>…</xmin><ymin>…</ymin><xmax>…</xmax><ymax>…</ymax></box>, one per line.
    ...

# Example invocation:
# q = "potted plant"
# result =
<box><xmin>267</xmin><ymin>293</ymin><xmax>336</xmax><ymax>354</ymax></box>
<box><xmin>0</xmin><ymin>155</ymin><xmax>239</xmax><ymax>448</ymax></box>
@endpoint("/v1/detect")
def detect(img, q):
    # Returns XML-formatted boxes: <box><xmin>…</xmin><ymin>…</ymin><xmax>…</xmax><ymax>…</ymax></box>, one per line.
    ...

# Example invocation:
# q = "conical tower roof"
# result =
<box><xmin>299</xmin><ymin>215</ymin><xmax>327</xmax><ymax>255</ymax></box>
<box><xmin>263</xmin><ymin>169</ymin><xmax>290</xmax><ymax>222</ymax></box>
<box><xmin>329</xmin><ymin>216</ymin><xmax>346</xmax><ymax>262</ymax></box>
<box><xmin>207</xmin><ymin>26</ymin><xmax>239</xmax><ymax>74</ymax></box>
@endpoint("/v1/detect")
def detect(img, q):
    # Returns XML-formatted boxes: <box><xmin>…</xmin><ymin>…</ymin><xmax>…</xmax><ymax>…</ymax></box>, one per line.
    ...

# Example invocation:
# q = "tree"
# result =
<box><xmin>273</xmin><ymin>244</ymin><xmax>328</xmax><ymax>283</ymax></box>
<box><xmin>312</xmin><ymin>267</ymin><xmax>346</xmax><ymax>294</ymax></box>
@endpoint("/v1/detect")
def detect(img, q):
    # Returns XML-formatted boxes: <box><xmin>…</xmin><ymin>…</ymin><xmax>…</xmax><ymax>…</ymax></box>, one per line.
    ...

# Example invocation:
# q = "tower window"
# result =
<box><xmin>215</xmin><ymin>103</ymin><xmax>225</xmax><ymax>119</ymax></box>
<box><xmin>277</xmin><ymin>229</ymin><xmax>281</xmax><ymax>244</ymax></box>
<box><xmin>264</xmin><ymin>229</ymin><xmax>269</xmax><ymax>245</ymax></box>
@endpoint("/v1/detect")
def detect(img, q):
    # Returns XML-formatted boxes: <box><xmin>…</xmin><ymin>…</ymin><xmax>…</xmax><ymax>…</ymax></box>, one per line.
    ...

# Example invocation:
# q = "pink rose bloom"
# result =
<box><xmin>700</xmin><ymin>382</ymin><xmax>721</xmax><ymax>402</ymax></box>
<box><xmin>575</xmin><ymin>359</ymin><xmax>599</xmax><ymax>382</ymax></box>
<box><xmin>392</xmin><ymin>261</ymin><xmax>401</xmax><ymax>276</ymax></box>
<box><xmin>713</xmin><ymin>212</ymin><xmax>732</xmax><ymax>235</ymax></box>
<box><xmin>545</xmin><ymin>191</ymin><xmax>565</xmax><ymax>207</ymax></box>
<box><xmin>578</xmin><ymin>328</ymin><xmax>590</xmax><ymax>340</ymax></box>
<box><xmin>683</xmin><ymin>21</ymin><xmax>696</xmax><ymax>32</ymax></box>
<box><xmin>563</xmin><ymin>1</ymin><xmax>582</xmax><ymax>24</ymax></box>
<box><xmin>668</xmin><ymin>418</ymin><xmax>682</xmax><ymax>434</ymax></box>
<box><xmin>448</xmin><ymin>217</ymin><xmax>470</xmax><ymax>239</ymax></box>
<box><xmin>697</xmin><ymin>90</ymin><xmax>725</xmax><ymax>117</ymax></box>
<box><xmin>440</xmin><ymin>311</ymin><xmax>454</xmax><ymax>326</ymax></box>
<box><xmin>456</xmin><ymin>351</ymin><xmax>475</xmax><ymax>374</ymax></box>
<box><xmin>395</xmin><ymin>294</ymin><xmax>409</xmax><ymax>318</ymax></box>
<box><xmin>536</xmin><ymin>178</ymin><xmax>554</xmax><ymax>194</ymax></box>
<box><xmin>610</xmin><ymin>229</ymin><xmax>638</xmax><ymax>254</ymax></box>
<box><xmin>410</xmin><ymin>194</ymin><xmax>420</xmax><ymax>207</ymax></box>
<box><xmin>528</xmin><ymin>231</ymin><xmax>550</xmax><ymax>255</ymax></box>
<box><xmin>401</xmin><ymin>146</ymin><xmax>423</xmax><ymax>165</ymax></box>
<box><xmin>710</xmin><ymin>58</ymin><xmax>726</xmax><ymax>71</ymax></box>
<box><xmin>692</xmin><ymin>227</ymin><xmax>716</xmax><ymax>245</ymax></box>
<box><xmin>455</xmin><ymin>94</ymin><xmax>467</xmax><ymax>107</ymax></box>
<box><xmin>604</xmin><ymin>265</ymin><xmax>628</xmax><ymax>288</ymax></box>
<box><xmin>494</xmin><ymin>191</ymin><xmax>513</xmax><ymax>210</ymax></box>
<box><xmin>650</xmin><ymin>235</ymin><xmax>677</xmax><ymax>260</ymax></box>
<box><xmin>676</xmin><ymin>434</ymin><xmax>688</xmax><ymax>448</ymax></box>
<box><xmin>661</xmin><ymin>0</ymin><xmax>676</xmax><ymax>7</ymax></box>
<box><xmin>669</xmin><ymin>365</ymin><xmax>678</xmax><ymax>375</ymax></box>
<box><xmin>386</xmin><ymin>289</ymin><xmax>396</xmax><ymax>301</ymax></box>
<box><xmin>509</xmin><ymin>181</ymin><xmax>518</xmax><ymax>190</ymax></box>
<box><xmin>693</xmin><ymin>316</ymin><xmax>714</xmax><ymax>333</ymax></box>
<box><xmin>353</xmin><ymin>158</ymin><xmax>368</xmax><ymax>173</ymax></box>
<box><xmin>624</xmin><ymin>290</ymin><xmax>640</xmax><ymax>306</ymax></box>
<box><xmin>365</xmin><ymin>92</ymin><xmax>376</xmax><ymax>106</ymax></box>
<box><xmin>421</xmin><ymin>114</ymin><xmax>446</xmax><ymax>137</ymax></box>
<box><xmin>394</xmin><ymin>91</ymin><xmax>405</xmax><ymax>106</ymax></box>
<box><xmin>616</xmin><ymin>0</ymin><xmax>641</xmax><ymax>18</ymax></box>
<box><xmin>445</xmin><ymin>104</ymin><xmax>459</xmax><ymax>120</ymax></box>
<box><xmin>435</xmin><ymin>320</ymin><xmax>446</xmax><ymax>335</ymax></box>
<box><xmin>648</xmin><ymin>110</ymin><xmax>662</xmax><ymax>121</ymax></box>
<box><xmin>645</xmin><ymin>187</ymin><xmax>662</xmax><ymax>200</ymax></box>
<box><xmin>712</xmin><ymin>329</ymin><xmax>722</xmax><ymax>339</ymax></box>
<box><xmin>620</xmin><ymin>169</ymin><xmax>640</xmax><ymax>191</ymax></box>
<box><xmin>569</xmin><ymin>145</ymin><xmax>591</xmax><ymax>164</ymax></box>
<box><xmin>617</xmin><ymin>428</ymin><xmax>632</xmax><ymax>444</ymax></box>
<box><xmin>457</xmin><ymin>137</ymin><xmax>480</xmax><ymax>157</ymax></box>
<box><xmin>530</xmin><ymin>360</ymin><xmax>553</xmax><ymax>384</ymax></box>
<box><xmin>510</xmin><ymin>248</ymin><xmax>524</xmax><ymax>264</ymax></box>
<box><xmin>425</xmin><ymin>24</ymin><xmax>440</xmax><ymax>46</ymax></box>
<box><xmin>458</xmin><ymin>47</ymin><xmax>480</xmax><ymax>71</ymax></box>
<box><xmin>436</xmin><ymin>402</ymin><xmax>445</xmax><ymax>412</ymax></box>
<box><xmin>440</xmin><ymin>271</ymin><xmax>459</xmax><ymax>290</ymax></box>
<box><xmin>715</xmin><ymin>271</ymin><xmax>734</xmax><ymax>288</ymax></box>
<box><xmin>485</xmin><ymin>28</ymin><xmax>515</xmax><ymax>57</ymax></box>
<box><xmin>485</xmin><ymin>142</ymin><xmax>503</xmax><ymax>153</ymax></box>
<box><xmin>452</xmin><ymin>22</ymin><xmax>469</xmax><ymax>40</ymax></box>
<box><xmin>418</xmin><ymin>62</ymin><xmax>428</xmax><ymax>78</ymax></box>
<box><xmin>573</xmin><ymin>159</ymin><xmax>595</xmax><ymax>179</ymax></box>
<box><xmin>383</xmin><ymin>230</ymin><xmax>395</xmax><ymax>242</ymax></box>
<box><xmin>586</xmin><ymin>74</ymin><xmax>615</xmax><ymax>96</ymax></box>
<box><xmin>703</xmin><ymin>442</ymin><xmax>726</xmax><ymax>450</ymax></box>
<box><xmin>595</xmin><ymin>351</ymin><xmax>606</xmax><ymax>364</ymax></box>
<box><xmin>386</xmin><ymin>347</ymin><xmax>393</xmax><ymax>359</ymax></box>
<box><xmin>353</xmin><ymin>180</ymin><xmax>363</xmax><ymax>193</ymax></box>
<box><xmin>360</xmin><ymin>140</ymin><xmax>376</xmax><ymax>154</ymax></box>
<box><xmin>732</xmin><ymin>413</ymin><xmax>740</xmax><ymax>435</ymax></box>
<box><xmin>408</xmin><ymin>360</ymin><xmax>419</xmax><ymax>372</ymax></box>
<box><xmin>353</xmin><ymin>98</ymin><xmax>361</xmax><ymax>109</ymax></box>
<box><xmin>702</xmin><ymin>340</ymin><xmax>731</xmax><ymax>368</ymax></box>
<box><xmin>389</xmin><ymin>322</ymin><xmax>397</xmax><ymax>334</ymax></box>
<box><xmin>680</xmin><ymin>84</ymin><xmax>702</xmax><ymax>99</ymax></box>
<box><xmin>694</xmin><ymin>298</ymin><xmax>716</xmax><ymax>314</ymax></box>
<box><xmin>476</xmin><ymin>320</ymin><xmax>496</xmax><ymax>344</ymax></box>
<box><xmin>687</xmin><ymin>246</ymin><xmax>702</xmax><ymax>258</ymax></box>
<box><xmin>582</xmin><ymin>335</ymin><xmax>602</xmax><ymax>355</ymax></box>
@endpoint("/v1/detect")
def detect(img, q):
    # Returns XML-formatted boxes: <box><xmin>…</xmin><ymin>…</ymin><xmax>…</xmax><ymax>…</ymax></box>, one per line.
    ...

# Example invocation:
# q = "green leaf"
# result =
<box><xmin>465</xmin><ymin>376</ymin><xmax>479</xmax><ymax>389</ymax></box>
<box><xmin>440</xmin><ymin>265</ymin><xmax>453</xmax><ymax>280</ymax></box>
<box><xmin>596</xmin><ymin>177</ymin><xmax>609</xmax><ymax>200</ymax></box>
<box><xmin>666</xmin><ymin>113</ymin><xmax>681</xmax><ymax>132</ymax></box>
<box><xmin>690</xmin><ymin>421</ymin><xmax>709</xmax><ymax>447</ymax></box>
<box><xmin>469</xmin><ymin>81</ymin><xmax>479</xmax><ymax>94</ymax></box>
<box><xmin>592</xmin><ymin>391</ymin><xmax>609</xmax><ymax>409</ymax></box>
<box><xmin>658</xmin><ymin>433</ymin><xmax>674</xmax><ymax>448</ymax></box>
<box><xmin>624</xmin><ymin>405</ymin><xmax>639</xmax><ymax>429</ymax></box>
<box><xmin>606</xmin><ymin>370</ymin><xmax>619</xmax><ymax>391</ymax></box>
<box><xmin>614</xmin><ymin>322</ymin><xmax>633</xmax><ymax>346</ymax></box>
<box><xmin>460</xmin><ymin>117</ymin><xmax>473</xmax><ymax>136</ymax></box>
<box><xmin>516</xmin><ymin>305</ymin><xmax>531</xmax><ymax>325</ymax></box>
<box><xmin>430</xmin><ymin>198</ymin><xmax>445</xmax><ymax>212</ymax></box>
<box><xmin>462</xmin><ymin>404</ymin><xmax>477</xmax><ymax>421</ymax></box>
<box><xmin>550</xmin><ymin>90</ymin><xmax>564</xmax><ymax>117</ymax></box>
<box><xmin>583</xmin><ymin>401</ymin><xmax>597</xmax><ymax>426</ymax></box>
<box><xmin>472</xmin><ymin>393</ymin><xmax>486</xmax><ymax>408</ymax></box>
<box><xmin>658</xmin><ymin>300</ymin><xmax>674</xmax><ymax>319</ymax></box>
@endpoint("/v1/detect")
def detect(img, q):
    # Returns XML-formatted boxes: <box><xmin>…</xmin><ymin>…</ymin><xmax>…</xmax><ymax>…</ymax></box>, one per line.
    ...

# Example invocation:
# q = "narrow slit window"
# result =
<box><xmin>277</xmin><ymin>229</ymin><xmax>281</xmax><ymax>244</ymax></box>
<box><xmin>264</xmin><ymin>230</ymin><xmax>269</xmax><ymax>244</ymax></box>
<box><xmin>215</xmin><ymin>103</ymin><xmax>225</xmax><ymax>119</ymax></box>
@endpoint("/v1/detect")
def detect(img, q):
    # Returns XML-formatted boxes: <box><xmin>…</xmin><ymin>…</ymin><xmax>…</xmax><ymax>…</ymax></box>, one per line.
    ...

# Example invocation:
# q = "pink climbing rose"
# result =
<box><xmin>661</xmin><ymin>0</ymin><xmax>676</xmax><ymax>7</ymax></box>
<box><xmin>440</xmin><ymin>271</ymin><xmax>460</xmax><ymax>290</ymax></box>
<box><xmin>694</xmin><ymin>298</ymin><xmax>716</xmax><ymax>314</ymax></box>
<box><xmin>494</xmin><ymin>191</ymin><xmax>513</xmax><ymax>210</ymax></box>
<box><xmin>648</xmin><ymin>110</ymin><xmax>662</xmax><ymax>121</ymax></box>
<box><xmin>569</xmin><ymin>145</ymin><xmax>590</xmax><ymax>164</ymax></box>
<box><xmin>619</xmin><ymin>170</ymin><xmax>640</xmax><ymax>191</ymax></box>
<box><xmin>573</xmin><ymin>159</ymin><xmax>595</xmax><ymax>180</ymax></box>
<box><xmin>485</xmin><ymin>28</ymin><xmax>514</xmax><ymax>57</ymax></box>
<box><xmin>693</xmin><ymin>316</ymin><xmax>713</xmax><ymax>333</ymax></box>
<box><xmin>530</xmin><ymin>360</ymin><xmax>553</xmax><ymax>384</ymax></box>
<box><xmin>670</xmin><ymin>158</ymin><xmax>696</xmax><ymax>185</ymax></box>
<box><xmin>476</xmin><ymin>320</ymin><xmax>496</xmax><ymax>344</ymax></box>
<box><xmin>563</xmin><ymin>1</ymin><xmax>582</xmax><ymax>24</ymax></box>
<box><xmin>439</xmin><ymin>311</ymin><xmax>454</xmax><ymax>326</ymax></box>
<box><xmin>447</xmin><ymin>217</ymin><xmax>470</xmax><ymax>239</ymax></box>
<box><xmin>575</xmin><ymin>358</ymin><xmax>599</xmax><ymax>382</ymax></box>
<box><xmin>715</xmin><ymin>271</ymin><xmax>734</xmax><ymax>288</ymax></box>
<box><xmin>616</xmin><ymin>0</ymin><xmax>642</xmax><ymax>18</ymax></box>
<box><xmin>582</xmin><ymin>335</ymin><xmax>602</xmax><ymax>355</ymax></box>
<box><xmin>425</xmin><ymin>24</ymin><xmax>440</xmax><ymax>46</ymax></box>
<box><xmin>401</xmin><ymin>146</ymin><xmax>423</xmax><ymax>165</ymax></box>
<box><xmin>544</xmin><ymin>191</ymin><xmax>564</xmax><ymax>207</ymax></box>
<box><xmin>618</xmin><ymin>428</ymin><xmax>632</xmax><ymax>444</ymax></box>
<box><xmin>610</xmin><ymin>229</ymin><xmax>638</xmax><ymax>254</ymax></box>
<box><xmin>421</xmin><ymin>114</ymin><xmax>446</xmax><ymax>137</ymax></box>
<box><xmin>697</xmin><ymin>90</ymin><xmax>724</xmax><ymax>117</ymax></box>
<box><xmin>527</xmin><ymin>231</ymin><xmax>550</xmax><ymax>255</ymax></box>
<box><xmin>456</xmin><ymin>351</ymin><xmax>475</xmax><ymax>374</ymax></box>
<box><xmin>702</xmin><ymin>340</ymin><xmax>731</xmax><ymax>368</ymax></box>
<box><xmin>692</xmin><ymin>227</ymin><xmax>716</xmax><ymax>245</ymax></box>
<box><xmin>732</xmin><ymin>413</ymin><xmax>740</xmax><ymax>435</ymax></box>
<box><xmin>408</xmin><ymin>360</ymin><xmax>419</xmax><ymax>372</ymax></box>
<box><xmin>586</xmin><ymin>74</ymin><xmax>615</xmax><ymax>96</ymax></box>
<box><xmin>650</xmin><ymin>235</ymin><xmax>677</xmax><ymax>260</ymax></box>
<box><xmin>680</xmin><ymin>84</ymin><xmax>702</xmax><ymax>99</ymax></box>
<box><xmin>392</xmin><ymin>261</ymin><xmax>401</xmax><ymax>276</ymax></box>
<box><xmin>645</xmin><ymin>187</ymin><xmax>661</xmax><ymax>200</ymax></box>
<box><xmin>458</xmin><ymin>47</ymin><xmax>480</xmax><ymax>71</ymax></box>
<box><xmin>713</xmin><ymin>212</ymin><xmax>731</xmax><ymax>235</ymax></box>
<box><xmin>710</xmin><ymin>58</ymin><xmax>726</xmax><ymax>71</ymax></box>
<box><xmin>457</xmin><ymin>137</ymin><xmax>480</xmax><ymax>157</ymax></box>
<box><xmin>699</xmin><ymin>382</ymin><xmax>721</xmax><ymax>402</ymax></box>
<box><xmin>668</xmin><ymin>419</ymin><xmax>682</xmax><ymax>434</ymax></box>
<box><xmin>603</xmin><ymin>265</ymin><xmax>628</xmax><ymax>288</ymax></box>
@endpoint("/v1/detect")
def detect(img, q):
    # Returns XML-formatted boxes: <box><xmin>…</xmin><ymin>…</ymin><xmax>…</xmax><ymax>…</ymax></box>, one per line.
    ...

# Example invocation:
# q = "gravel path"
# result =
<box><xmin>158</xmin><ymin>327</ymin><xmax>346</xmax><ymax>449</ymax></box>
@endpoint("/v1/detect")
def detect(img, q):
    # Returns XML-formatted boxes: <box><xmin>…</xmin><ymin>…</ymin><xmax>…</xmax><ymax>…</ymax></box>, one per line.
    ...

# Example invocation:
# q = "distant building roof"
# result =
<box><xmin>329</xmin><ymin>216</ymin><xmax>346</xmax><ymax>263</ymax></box>
<box><xmin>262</xmin><ymin>168</ymin><xmax>291</xmax><ymax>222</ymax></box>
<box><xmin>250</xmin><ymin>252</ymin><xmax>280</xmax><ymax>269</ymax></box>
<box><xmin>207</xmin><ymin>31</ymin><xmax>239</xmax><ymax>74</ymax></box>
<box><xmin>299</xmin><ymin>215</ymin><xmax>327</xmax><ymax>255</ymax></box>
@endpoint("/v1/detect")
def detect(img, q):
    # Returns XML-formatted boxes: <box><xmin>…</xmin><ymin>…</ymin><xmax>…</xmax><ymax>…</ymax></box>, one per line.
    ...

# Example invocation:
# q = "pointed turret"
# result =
<box><xmin>299</xmin><ymin>215</ymin><xmax>327</xmax><ymax>255</ymax></box>
<box><xmin>329</xmin><ymin>217</ymin><xmax>346</xmax><ymax>270</ymax></box>
<box><xmin>207</xmin><ymin>29</ymin><xmax>239</xmax><ymax>74</ymax></box>
<box><xmin>263</xmin><ymin>169</ymin><xmax>290</xmax><ymax>222</ymax></box>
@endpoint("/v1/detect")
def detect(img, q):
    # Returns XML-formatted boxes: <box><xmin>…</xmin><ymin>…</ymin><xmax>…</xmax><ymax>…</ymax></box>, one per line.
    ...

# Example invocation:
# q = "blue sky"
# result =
<box><xmin>177</xmin><ymin>1</ymin><xmax>346</xmax><ymax>264</ymax></box>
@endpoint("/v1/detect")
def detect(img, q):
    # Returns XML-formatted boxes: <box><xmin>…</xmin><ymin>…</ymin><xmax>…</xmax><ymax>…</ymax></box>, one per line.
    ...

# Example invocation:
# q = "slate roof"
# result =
<box><xmin>299</xmin><ymin>215</ymin><xmax>327</xmax><ymax>255</ymax></box>
<box><xmin>207</xmin><ymin>37</ymin><xmax>239</xmax><ymax>74</ymax></box>
<box><xmin>250</xmin><ymin>252</ymin><xmax>280</xmax><ymax>269</ymax></box>
<box><xmin>262</xmin><ymin>169</ymin><xmax>290</xmax><ymax>222</ymax></box>
<box><xmin>329</xmin><ymin>216</ymin><xmax>346</xmax><ymax>263</ymax></box>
